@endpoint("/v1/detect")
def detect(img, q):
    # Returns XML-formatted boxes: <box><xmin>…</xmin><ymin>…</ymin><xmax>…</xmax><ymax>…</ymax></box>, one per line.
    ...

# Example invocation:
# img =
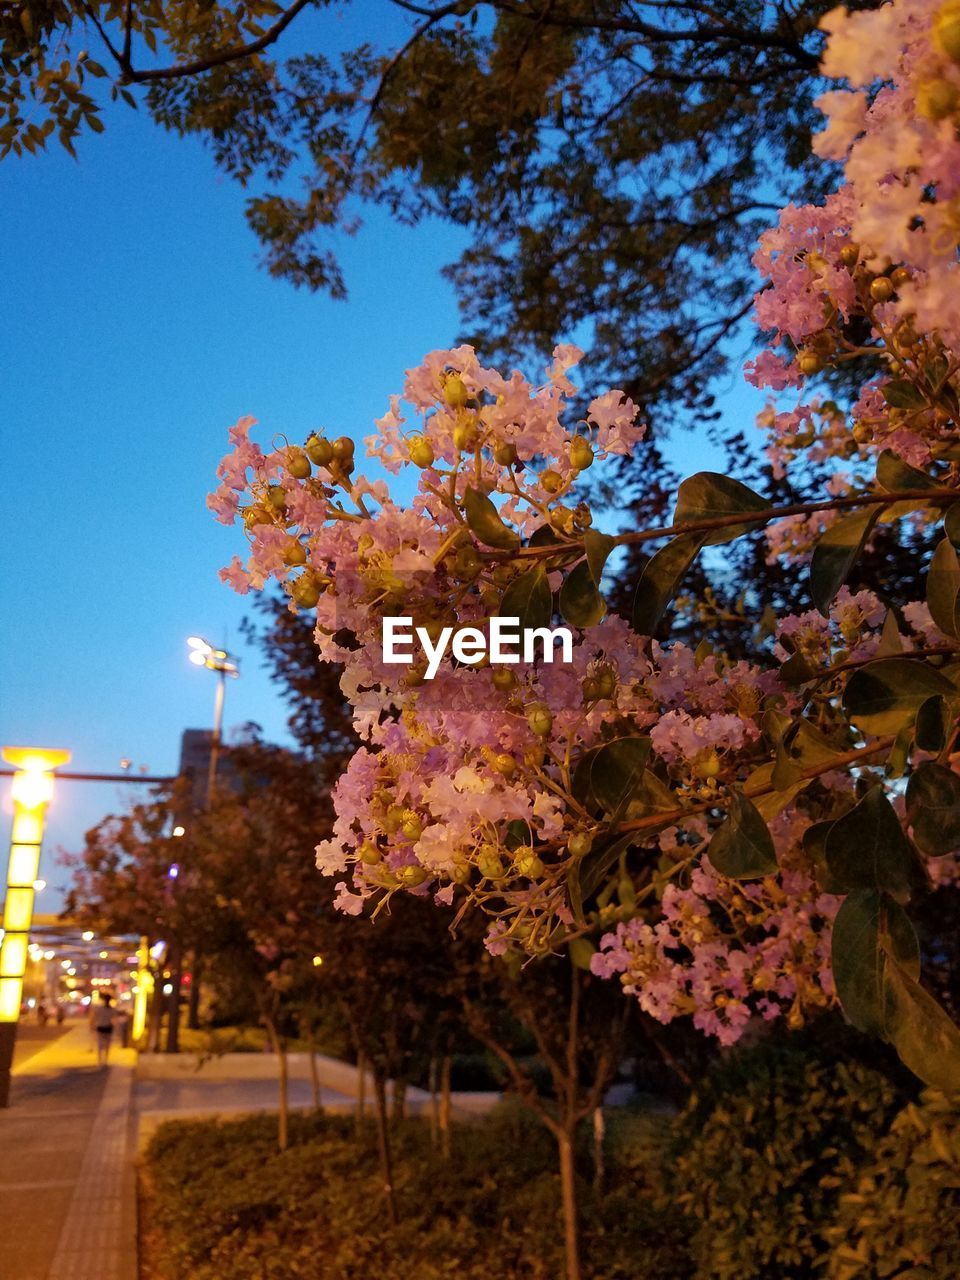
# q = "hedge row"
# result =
<box><xmin>142</xmin><ymin>1044</ymin><xmax>960</xmax><ymax>1280</ymax></box>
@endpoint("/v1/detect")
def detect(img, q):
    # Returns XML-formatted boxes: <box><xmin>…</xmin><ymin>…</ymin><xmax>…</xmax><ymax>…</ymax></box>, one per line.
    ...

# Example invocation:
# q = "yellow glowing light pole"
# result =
<box><xmin>0</xmin><ymin>746</ymin><xmax>71</xmax><ymax>1108</ymax></box>
<box><xmin>131</xmin><ymin>934</ymin><xmax>153</xmax><ymax>1043</ymax></box>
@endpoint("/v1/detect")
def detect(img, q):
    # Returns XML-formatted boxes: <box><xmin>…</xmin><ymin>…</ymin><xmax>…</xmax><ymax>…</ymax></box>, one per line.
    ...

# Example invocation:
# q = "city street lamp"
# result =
<box><xmin>186</xmin><ymin>636</ymin><xmax>239</xmax><ymax>799</ymax></box>
<box><xmin>0</xmin><ymin>745</ymin><xmax>71</xmax><ymax>1108</ymax></box>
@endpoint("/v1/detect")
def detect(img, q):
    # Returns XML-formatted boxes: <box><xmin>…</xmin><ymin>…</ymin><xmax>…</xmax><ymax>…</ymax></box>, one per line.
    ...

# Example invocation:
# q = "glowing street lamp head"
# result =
<box><xmin>11</xmin><ymin>770</ymin><xmax>54</xmax><ymax>809</ymax></box>
<box><xmin>3</xmin><ymin>746</ymin><xmax>71</xmax><ymax>812</ymax></box>
<box><xmin>187</xmin><ymin>636</ymin><xmax>212</xmax><ymax>654</ymax></box>
<box><xmin>2</xmin><ymin>747</ymin><xmax>71</xmax><ymax>773</ymax></box>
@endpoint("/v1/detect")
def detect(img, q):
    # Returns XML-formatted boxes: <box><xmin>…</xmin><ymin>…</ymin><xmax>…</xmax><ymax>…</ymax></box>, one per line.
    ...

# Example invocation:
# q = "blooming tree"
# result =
<box><xmin>211</xmin><ymin>0</ymin><xmax>960</xmax><ymax>1090</ymax></box>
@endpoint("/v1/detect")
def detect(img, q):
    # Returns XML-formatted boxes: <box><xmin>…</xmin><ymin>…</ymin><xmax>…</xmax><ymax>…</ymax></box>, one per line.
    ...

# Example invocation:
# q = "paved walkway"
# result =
<box><xmin>0</xmin><ymin>1023</ymin><xmax>137</xmax><ymax>1280</ymax></box>
<box><xmin>0</xmin><ymin>1027</ymin><xmax>502</xmax><ymax>1279</ymax></box>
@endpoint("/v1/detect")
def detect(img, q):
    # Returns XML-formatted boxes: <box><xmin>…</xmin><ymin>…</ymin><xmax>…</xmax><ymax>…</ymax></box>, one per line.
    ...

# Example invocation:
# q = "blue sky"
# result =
<box><xmin>0</xmin><ymin>15</ymin><xmax>765</xmax><ymax>905</ymax></box>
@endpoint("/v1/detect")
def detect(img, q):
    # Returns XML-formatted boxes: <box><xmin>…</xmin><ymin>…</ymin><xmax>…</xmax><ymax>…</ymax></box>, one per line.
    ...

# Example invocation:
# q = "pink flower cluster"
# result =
<box><xmin>749</xmin><ymin>0</ymin><xmax>960</xmax><ymax>489</ymax></box>
<box><xmin>592</xmin><ymin>866</ymin><xmax>838</xmax><ymax>1046</ymax></box>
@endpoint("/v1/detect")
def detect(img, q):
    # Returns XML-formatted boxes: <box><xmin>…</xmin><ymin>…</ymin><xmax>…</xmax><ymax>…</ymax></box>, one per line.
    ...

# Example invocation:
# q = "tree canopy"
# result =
<box><xmin>1</xmin><ymin>0</ymin><xmax>878</xmax><ymax>420</ymax></box>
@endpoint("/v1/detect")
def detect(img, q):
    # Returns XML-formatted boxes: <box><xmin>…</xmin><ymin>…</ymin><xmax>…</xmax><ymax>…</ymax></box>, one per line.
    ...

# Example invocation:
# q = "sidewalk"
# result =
<box><xmin>0</xmin><ymin>1023</ymin><xmax>137</xmax><ymax>1280</ymax></box>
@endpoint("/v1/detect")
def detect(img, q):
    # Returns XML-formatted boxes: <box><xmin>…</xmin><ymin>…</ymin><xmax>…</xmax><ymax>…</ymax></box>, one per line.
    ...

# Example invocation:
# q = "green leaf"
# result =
<box><xmin>632</xmin><ymin>532</ymin><xmax>705</xmax><ymax>635</ymax></box>
<box><xmin>463</xmin><ymin>486</ymin><xmax>519</xmax><ymax>549</ymax></box>
<box><xmin>624</xmin><ymin>770</ymin><xmax>677</xmax><ymax>822</ymax></box>
<box><xmin>559</xmin><ymin>559</ymin><xmax>606</xmax><ymax>628</ymax></box>
<box><xmin>944</xmin><ymin>502</ymin><xmax>960</xmax><ymax>548</ymax></box>
<box><xmin>803</xmin><ymin>817</ymin><xmax>848</xmax><ymax>893</ymax></box>
<box><xmin>568</xmin><ymin>937</ymin><xmax>597</xmax><ymax>970</ymax></box>
<box><xmin>673</xmin><ymin>472</ymin><xmax>771</xmax><ymax>546</ymax></box>
<box><xmin>810</xmin><ymin>506</ymin><xmax>882</xmax><ymax>615</ymax></box>
<box><xmin>504</xmin><ymin>820</ymin><xmax>532</xmax><ymax>851</ymax></box>
<box><xmin>569</xmin><ymin>830</ymin><xmax>637</xmax><ymax>910</ymax></box>
<box><xmin>926</xmin><ymin>537</ymin><xmax>960</xmax><ymax>639</ymax></box>
<box><xmin>831</xmin><ymin>889</ymin><xmax>919</xmax><ymax>1037</ymax></box>
<box><xmin>498</xmin><ymin>566</ymin><xmax>552</xmax><ymax>632</ymax></box>
<box><xmin>881</xmin><ymin>379</ymin><xmax>927</xmax><ymax>411</ymax></box>
<box><xmin>915</xmin><ymin>695</ymin><xmax>950</xmax><ymax>753</ymax></box>
<box><xmin>778</xmin><ymin>651</ymin><xmax>821</xmax><ymax>685</ymax></box>
<box><xmin>590</xmin><ymin>737</ymin><xmax>652</xmax><ymax>819</ymax></box>
<box><xmin>843</xmin><ymin>658</ymin><xmax>957</xmax><ymax>735</ymax></box>
<box><xmin>876</xmin><ymin>609</ymin><xmax>904</xmax><ymax>657</ymax></box>
<box><xmin>583</xmin><ymin>528</ymin><xmax>616</xmax><ymax>584</ymax></box>
<box><xmin>884</xmin><ymin>962</ymin><xmax>960</xmax><ymax>1090</ymax></box>
<box><xmin>824</xmin><ymin>786</ymin><xmax>921</xmax><ymax>901</ymax></box>
<box><xmin>906</xmin><ymin>762</ymin><xmax>960</xmax><ymax>856</ymax></box>
<box><xmin>876</xmin><ymin>449</ymin><xmax>938</xmax><ymax>492</ymax></box>
<box><xmin>708</xmin><ymin>790</ymin><xmax>778</xmax><ymax>879</ymax></box>
<box><xmin>783</xmin><ymin>718</ymin><xmax>844</xmax><ymax>769</ymax></box>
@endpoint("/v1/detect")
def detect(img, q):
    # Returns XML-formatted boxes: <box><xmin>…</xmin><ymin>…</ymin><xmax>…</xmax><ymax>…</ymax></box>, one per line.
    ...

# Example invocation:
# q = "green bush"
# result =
<box><xmin>665</xmin><ymin>1040</ymin><xmax>901</xmax><ymax>1280</ymax></box>
<box><xmin>827</xmin><ymin>1089</ymin><xmax>960</xmax><ymax>1279</ymax></box>
<box><xmin>142</xmin><ymin>1107</ymin><xmax>690</xmax><ymax>1280</ymax></box>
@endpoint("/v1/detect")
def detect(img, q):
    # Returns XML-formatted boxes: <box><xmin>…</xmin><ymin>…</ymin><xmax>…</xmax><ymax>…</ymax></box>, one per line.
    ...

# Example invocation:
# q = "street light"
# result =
<box><xmin>186</xmin><ymin>636</ymin><xmax>239</xmax><ymax>800</ymax></box>
<box><xmin>0</xmin><ymin>745</ymin><xmax>70</xmax><ymax>1108</ymax></box>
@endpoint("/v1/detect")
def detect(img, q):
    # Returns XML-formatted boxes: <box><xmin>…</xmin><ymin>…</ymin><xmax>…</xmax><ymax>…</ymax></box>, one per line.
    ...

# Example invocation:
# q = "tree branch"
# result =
<box><xmin>87</xmin><ymin>0</ymin><xmax>313</xmax><ymax>85</ymax></box>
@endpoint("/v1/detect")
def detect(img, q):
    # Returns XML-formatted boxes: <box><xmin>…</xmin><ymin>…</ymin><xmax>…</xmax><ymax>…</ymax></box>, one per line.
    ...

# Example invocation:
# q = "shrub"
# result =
<box><xmin>141</xmin><ymin>1108</ymin><xmax>691</xmax><ymax>1280</ymax></box>
<box><xmin>665</xmin><ymin>1038</ymin><xmax>901</xmax><ymax>1280</ymax></box>
<box><xmin>827</xmin><ymin>1089</ymin><xmax>960</xmax><ymax>1280</ymax></box>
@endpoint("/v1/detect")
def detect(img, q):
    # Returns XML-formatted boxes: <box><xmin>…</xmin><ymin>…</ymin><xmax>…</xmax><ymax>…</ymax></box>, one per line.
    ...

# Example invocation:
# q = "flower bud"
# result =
<box><xmin>569</xmin><ymin>437</ymin><xmax>594</xmax><ymax>470</ymax></box>
<box><xmin>442</xmin><ymin>372</ymin><xmax>470</xmax><ymax>408</ymax></box>
<box><xmin>282</xmin><ymin>539</ymin><xmax>307</xmax><ymax>567</ymax></box>
<box><xmin>477</xmin><ymin>847</ymin><xmax>504</xmax><ymax>879</ymax></box>
<box><xmin>493</xmin><ymin>441</ymin><xmax>517</xmax><ymax>466</ymax></box>
<box><xmin>917</xmin><ymin>76</ymin><xmax>960</xmax><ymax>119</ymax></box>
<box><xmin>513</xmin><ymin>846</ymin><xmax>544</xmax><ymax>878</ymax></box>
<box><xmin>285</xmin><ymin>448</ymin><xmax>311</xmax><ymax>480</ymax></box>
<box><xmin>567</xmin><ymin>830</ymin><xmax>593</xmax><ymax>858</ymax></box>
<box><xmin>242</xmin><ymin>504</ymin><xmax>273</xmax><ymax>528</ymax></box>
<box><xmin>869</xmin><ymin>276</ymin><xmax>894</xmax><ymax>303</ymax></box>
<box><xmin>839</xmin><ymin>243</ymin><xmax>860</xmax><ymax>268</ymax></box>
<box><xmin>306</xmin><ymin>434</ymin><xmax>334</xmax><ymax>466</ymax></box>
<box><xmin>492</xmin><ymin>753</ymin><xmax>516</xmax><ymax>779</ymax></box>
<box><xmin>527</xmin><ymin>704</ymin><xmax>553</xmax><ymax>737</ymax></box>
<box><xmin>266</xmin><ymin>484</ymin><xmax>288</xmax><ymax>513</ymax></box>
<box><xmin>934</xmin><ymin>2</ymin><xmax>960</xmax><ymax>65</ymax></box>
<box><xmin>407</xmin><ymin>434</ymin><xmax>435</xmax><ymax>468</ymax></box>
<box><xmin>797</xmin><ymin>352</ymin><xmax>823</xmax><ymax>376</ymax></box>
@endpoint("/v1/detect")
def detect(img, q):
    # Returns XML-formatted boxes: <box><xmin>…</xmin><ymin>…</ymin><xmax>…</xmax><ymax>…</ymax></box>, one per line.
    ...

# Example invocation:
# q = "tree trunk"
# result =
<box><xmin>557</xmin><ymin>1129</ymin><xmax>581</xmax><ymax>1280</ymax></box>
<box><xmin>355</xmin><ymin>1049</ymin><xmax>366</xmax><ymax>1121</ymax></box>
<box><xmin>308</xmin><ymin>1034</ymin><xmax>321</xmax><ymax>1111</ymax></box>
<box><xmin>428</xmin><ymin>1056</ymin><xmax>439</xmax><ymax>1146</ymax></box>
<box><xmin>440</xmin><ymin>1053</ymin><xmax>452</xmax><ymax>1160</ymax></box>
<box><xmin>372</xmin><ymin>1068</ymin><xmax>398</xmax><ymax>1226</ymax></box>
<box><xmin>264</xmin><ymin>1014</ymin><xmax>289</xmax><ymax>1152</ymax></box>
<box><xmin>165</xmin><ymin>941</ymin><xmax>182</xmax><ymax>1054</ymax></box>
<box><xmin>187</xmin><ymin>953</ymin><xmax>203</xmax><ymax>1030</ymax></box>
<box><xmin>147</xmin><ymin>973</ymin><xmax>163</xmax><ymax>1053</ymax></box>
<box><xmin>391</xmin><ymin>1077</ymin><xmax>407</xmax><ymax>1123</ymax></box>
<box><xmin>592</xmin><ymin>1106</ymin><xmax>605</xmax><ymax>1192</ymax></box>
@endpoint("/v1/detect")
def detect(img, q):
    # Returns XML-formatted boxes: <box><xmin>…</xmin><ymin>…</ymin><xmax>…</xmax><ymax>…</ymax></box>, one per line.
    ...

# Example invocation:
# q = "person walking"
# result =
<box><xmin>90</xmin><ymin>993</ymin><xmax>116</xmax><ymax>1067</ymax></box>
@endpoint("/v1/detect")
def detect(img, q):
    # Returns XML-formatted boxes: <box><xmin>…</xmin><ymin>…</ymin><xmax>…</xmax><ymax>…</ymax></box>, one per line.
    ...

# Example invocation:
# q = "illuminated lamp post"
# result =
<box><xmin>131</xmin><ymin>934</ymin><xmax>153</xmax><ymax>1044</ymax></box>
<box><xmin>0</xmin><ymin>746</ymin><xmax>71</xmax><ymax>1108</ymax></box>
<box><xmin>186</xmin><ymin>636</ymin><xmax>239</xmax><ymax>801</ymax></box>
